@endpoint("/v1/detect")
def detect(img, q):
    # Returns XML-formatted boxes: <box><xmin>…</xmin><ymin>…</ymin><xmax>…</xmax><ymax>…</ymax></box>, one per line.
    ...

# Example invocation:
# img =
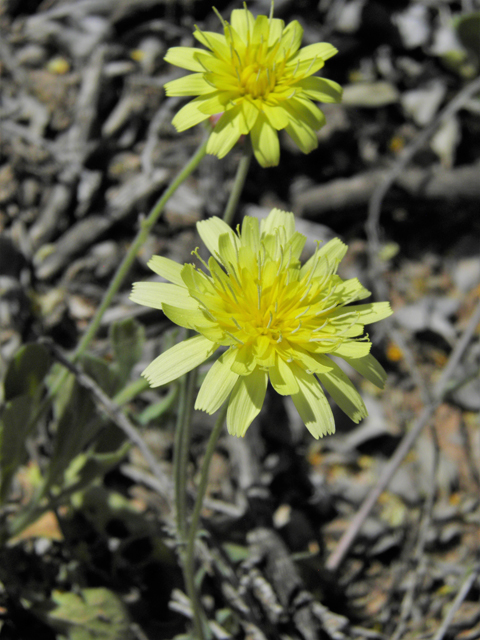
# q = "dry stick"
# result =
<box><xmin>326</xmin><ymin>299</ymin><xmax>480</xmax><ymax>573</ymax></box>
<box><xmin>325</xmin><ymin>74</ymin><xmax>480</xmax><ymax>574</ymax></box>
<box><xmin>390</xmin><ymin>423</ymin><xmax>440</xmax><ymax>640</ymax></box>
<box><xmin>388</xmin><ymin>335</ymin><xmax>439</xmax><ymax>637</ymax></box>
<box><xmin>366</xmin><ymin>74</ymin><xmax>480</xmax><ymax>309</ymax></box>
<box><xmin>433</xmin><ymin>562</ymin><xmax>480</xmax><ymax>640</ymax></box>
<box><xmin>366</xmin><ymin>73</ymin><xmax>480</xmax><ymax>277</ymax></box>
<box><xmin>39</xmin><ymin>338</ymin><xmax>172</xmax><ymax>503</ymax></box>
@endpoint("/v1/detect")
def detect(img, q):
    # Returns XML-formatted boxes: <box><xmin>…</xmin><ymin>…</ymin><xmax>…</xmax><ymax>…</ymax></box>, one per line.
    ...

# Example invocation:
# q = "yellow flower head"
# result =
<box><xmin>131</xmin><ymin>210</ymin><xmax>392</xmax><ymax>438</ymax></box>
<box><xmin>164</xmin><ymin>5</ymin><xmax>342</xmax><ymax>167</ymax></box>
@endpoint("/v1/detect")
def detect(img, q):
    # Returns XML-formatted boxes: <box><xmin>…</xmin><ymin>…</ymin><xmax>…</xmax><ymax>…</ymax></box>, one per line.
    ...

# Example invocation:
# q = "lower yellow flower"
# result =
<box><xmin>131</xmin><ymin>210</ymin><xmax>392</xmax><ymax>438</ymax></box>
<box><xmin>163</xmin><ymin>5</ymin><xmax>342</xmax><ymax>167</ymax></box>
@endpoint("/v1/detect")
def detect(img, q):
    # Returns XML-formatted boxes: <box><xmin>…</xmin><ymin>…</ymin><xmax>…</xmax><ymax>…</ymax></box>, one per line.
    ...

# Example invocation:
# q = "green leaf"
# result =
<box><xmin>4</xmin><ymin>343</ymin><xmax>52</xmax><ymax>401</ymax></box>
<box><xmin>62</xmin><ymin>442</ymin><xmax>131</xmax><ymax>495</ymax></box>
<box><xmin>81</xmin><ymin>353</ymin><xmax>121</xmax><ymax>398</ymax></box>
<box><xmin>221</xmin><ymin>542</ymin><xmax>249</xmax><ymax>563</ymax></box>
<box><xmin>109</xmin><ymin>318</ymin><xmax>145</xmax><ymax>384</ymax></box>
<box><xmin>0</xmin><ymin>395</ymin><xmax>35</xmax><ymax>502</ymax></box>
<box><xmin>45</xmin><ymin>588</ymin><xmax>131</xmax><ymax>640</ymax></box>
<box><xmin>455</xmin><ymin>12</ymin><xmax>480</xmax><ymax>62</ymax></box>
<box><xmin>45</xmin><ymin>374</ymin><xmax>99</xmax><ymax>489</ymax></box>
<box><xmin>46</xmin><ymin>352</ymin><xmax>133</xmax><ymax>493</ymax></box>
<box><xmin>0</xmin><ymin>344</ymin><xmax>53</xmax><ymax>502</ymax></box>
<box><xmin>136</xmin><ymin>385</ymin><xmax>178</xmax><ymax>425</ymax></box>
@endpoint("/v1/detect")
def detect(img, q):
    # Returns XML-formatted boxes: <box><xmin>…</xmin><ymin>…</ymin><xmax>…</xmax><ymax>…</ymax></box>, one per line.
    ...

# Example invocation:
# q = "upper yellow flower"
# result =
<box><xmin>131</xmin><ymin>210</ymin><xmax>392</xmax><ymax>438</ymax></box>
<box><xmin>163</xmin><ymin>5</ymin><xmax>342</xmax><ymax>167</ymax></box>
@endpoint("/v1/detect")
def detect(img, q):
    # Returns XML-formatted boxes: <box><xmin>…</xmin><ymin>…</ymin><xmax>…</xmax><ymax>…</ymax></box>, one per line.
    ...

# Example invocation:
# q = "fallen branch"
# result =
<box><xmin>39</xmin><ymin>337</ymin><xmax>172</xmax><ymax>503</ymax></box>
<box><xmin>366</xmin><ymin>74</ymin><xmax>480</xmax><ymax>284</ymax></box>
<box><xmin>294</xmin><ymin>160</ymin><xmax>480</xmax><ymax>217</ymax></box>
<box><xmin>325</xmin><ymin>298</ymin><xmax>480</xmax><ymax>572</ymax></box>
<box><xmin>433</xmin><ymin>562</ymin><xmax>480</xmax><ymax>640</ymax></box>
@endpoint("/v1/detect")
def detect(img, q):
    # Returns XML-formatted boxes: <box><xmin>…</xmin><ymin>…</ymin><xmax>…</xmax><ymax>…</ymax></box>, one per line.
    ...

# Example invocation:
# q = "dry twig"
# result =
<box><xmin>326</xmin><ymin>299</ymin><xmax>480</xmax><ymax>572</ymax></box>
<box><xmin>39</xmin><ymin>337</ymin><xmax>173</xmax><ymax>503</ymax></box>
<box><xmin>433</xmin><ymin>563</ymin><xmax>480</xmax><ymax>640</ymax></box>
<box><xmin>366</xmin><ymin>74</ymin><xmax>480</xmax><ymax>283</ymax></box>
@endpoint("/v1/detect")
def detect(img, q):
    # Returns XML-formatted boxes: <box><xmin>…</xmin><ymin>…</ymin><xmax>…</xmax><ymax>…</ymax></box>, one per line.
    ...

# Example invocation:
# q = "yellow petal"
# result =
<box><xmin>164</xmin><ymin>73</ymin><xmax>212</xmax><ymax>97</ymax></box>
<box><xmin>230</xmin><ymin>345</ymin><xmax>256</xmax><ymax>375</ymax></box>
<box><xmin>261</xmin><ymin>208</ymin><xmax>295</xmax><ymax>239</ymax></box>
<box><xmin>142</xmin><ymin>335</ymin><xmax>217</xmax><ymax>387</ymax></box>
<box><xmin>148</xmin><ymin>256</ymin><xmax>184</xmax><ymax>285</ymax></box>
<box><xmin>197</xmin><ymin>92</ymin><xmax>234</xmax><ymax>115</ymax></box>
<box><xmin>300</xmin><ymin>238</ymin><xmax>348</xmax><ymax>279</ymax></box>
<box><xmin>252</xmin><ymin>14</ymin><xmax>270</xmax><ymax>43</ymax></box>
<box><xmin>250</xmin><ymin>114</ymin><xmax>280</xmax><ymax>167</ymax></box>
<box><xmin>296</xmin><ymin>76</ymin><xmax>343</xmax><ymax>103</ymax></box>
<box><xmin>263</xmin><ymin>104</ymin><xmax>289</xmax><ymax>130</ymax></box>
<box><xmin>195</xmin><ymin>349</ymin><xmax>239</xmax><ymax>414</ymax></box>
<box><xmin>287</xmin><ymin>43</ymin><xmax>338</xmax><ymax>67</ymax></box>
<box><xmin>240</xmin><ymin>216</ymin><xmax>260</xmax><ymax>253</ymax></box>
<box><xmin>285</xmin><ymin>119</ymin><xmax>318</xmax><ymax>154</ymax></box>
<box><xmin>162</xmin><ymin>303</ymin><xmax>210</xmax><ymax>331</ymax></box>
<box><xmin>267</xmin><ymin>17</ymin><xmax>285</xmax><ymax>47</ymax></box>
<box><xmin>332</xmin><ymin>340</ymin><xmax>371</xmax><ymax>358</ymax></box>
<box><xmin>164</xmin><ymin>46</ymin><xmax>207</xmax><ymax>71</ymax></box>
<box><xmin>197</xmin><ymin>216</ymin><xmax>238</xmax><ymax>260</ymax></box>
<box><xmin>241</xmin><ymin>99</ymin><xmax>260</xmax><ymax>132</ymax></box>
<box><xmin>193</xmin><ymin>29</ymin><xmax>230</xmax><ymax>60</ymax></box>
<box><xmin>317</xmin><ymin>358</ymin><xmax>368</xmax><ymax>423</ymax></box>
<box><xmin>227</xmin><ymin>368</ymin><xmax>268</xmax><ymax>436</ymax></box>
<box><xmin>206</xmin><ymin>107</ymin><xmax>243</xmax><ymax>158</ymax></box>
<box><xmin>288</xmin><ymin>96</ymin><xmax>326</xmax><ymax>130</ymax></box>
<box><xmin>279</xmin><ymin>344</ymin><xmax>332</xmax><ymax>373</ymax></box>
<box><xmin>328</xmin><ymin>302</ymin><xmax>392</xmax><ymax>326</ymax></box>
<box><xmin>230</xmin><ymin>7</ymin><xmax>254</xmax><ymax>42</ymax></box>
<box><xmin>171</xmin><ymin>96</ymin><xmax>214</xmax><ymax>131</ymax></box>
<box><xmin>130</xmin><ymin>282</ymin><xmax>197</xmax><ymax>310</ymax></box>
<box><xmin>269</xmin><ymin>356</ymin><xmax>299</xmax><ymax>395</ymax></box>
<box><xmin>290</xmin><ymin>363</ymin><xmax>335</xmax><ymax>438</ymax></box>
<box><xmin>344</xmin><ymin>353</ymin><xmax>387</xmax><ymax>389</ymax></box>
<box><xmin>279</xmin><ymin>20</ymin><xmax>303</xmax><ymax>56</ymax></box>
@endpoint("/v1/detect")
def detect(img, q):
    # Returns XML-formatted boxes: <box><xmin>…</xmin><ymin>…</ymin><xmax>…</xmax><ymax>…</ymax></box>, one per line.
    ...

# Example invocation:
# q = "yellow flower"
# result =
<box><xmin>163</xmin><ymin>5</ymin><xmax>342</xmax><ymax>167</ymax></box>
<box><xmin>131</xmin><ymin>210</ymin><xmax>392</xmax><ymax>438</ymax></box>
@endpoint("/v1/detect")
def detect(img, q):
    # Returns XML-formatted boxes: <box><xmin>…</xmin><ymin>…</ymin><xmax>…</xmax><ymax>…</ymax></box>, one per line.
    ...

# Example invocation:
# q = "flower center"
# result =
<box><xmin>239</xmin><ymin>61</ymin><xmax>275</xmax><ymax>99</ymax></box>
<box><xmin>231</xmin><ymin>41</ymin><xmax>285</xmax><ymax>101</ymax></box>
<box><xmin>188</xmin><ymin>232</ymin><xmax>348</xmax><ymax>364</ymax></box>
<box><xmin>206</xmin><ymin>254</ymin><xmax>320</xmax><ymax>350</ymax></box>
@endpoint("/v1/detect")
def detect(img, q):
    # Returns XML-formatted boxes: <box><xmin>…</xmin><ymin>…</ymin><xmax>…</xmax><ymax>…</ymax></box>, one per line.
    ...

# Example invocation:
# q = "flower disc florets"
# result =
<box><xmin>163</xmin><ymin>5</ymin><xmax>342</xmax><ymax>167</ymax></box>
<box><xmin>131</xmin><ymin>210</ymin><xmax>392</xmax><ymax>438</ymax></box>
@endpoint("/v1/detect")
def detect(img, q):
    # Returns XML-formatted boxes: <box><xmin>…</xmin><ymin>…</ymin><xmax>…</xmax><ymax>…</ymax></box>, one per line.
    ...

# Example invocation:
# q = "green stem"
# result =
<box><xmin>174</xmin><ymin>143</ymin><xmax>252</xmax><ymax>638</ymax></box>
<box><xmin>73</xmin><ymin>136</ymin><xmax>208</xmax><ymax>362</ymax></box>
<box><xmin>185</xmin><ymin>404</ymin><xmax>227</xmax><ymax>640</ymax></box>
<box><xmin>222</xmin><ymin>139</ymin><xmax>253</xmax><ymax>227</ymax></box>
<box><xmin>185</xmin><ymin>403</ymin><xmax>226</xmax><ymax>567</ymax></box>
<box><xmin>174</xmin><ymin>358</ymin><xmax>197</xmax><ymax>543</ymax></box>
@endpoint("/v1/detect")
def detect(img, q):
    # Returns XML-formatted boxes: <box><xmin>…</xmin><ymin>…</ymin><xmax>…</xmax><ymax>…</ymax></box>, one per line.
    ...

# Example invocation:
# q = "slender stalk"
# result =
<box><xmin>185</xmin><ymin>404</ymin><xmax>227</xmax><ymax>571</ymax></box>
<box><xmin>73</xmin><ymin>136</ymin><xmax>208</xmax><ymax>362</ymax></box>
<box><xmin>174</xmin><ymin>360</ymin><xmax>197</xmax><ymax>543</ymax></box>
<box><xmin>222</xmin><ymin>139</ymin><xmax>253</xmax><ymax>227</ymax></box>
<box><xmin>184</xmin><ymin>404</ymin><xmax>227</xmax><ymax>640</ymax></box>
<box><xmin>174</xmin><ymin>142</ymin><xmax>252</xmax><ymax>638</ymax></box>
